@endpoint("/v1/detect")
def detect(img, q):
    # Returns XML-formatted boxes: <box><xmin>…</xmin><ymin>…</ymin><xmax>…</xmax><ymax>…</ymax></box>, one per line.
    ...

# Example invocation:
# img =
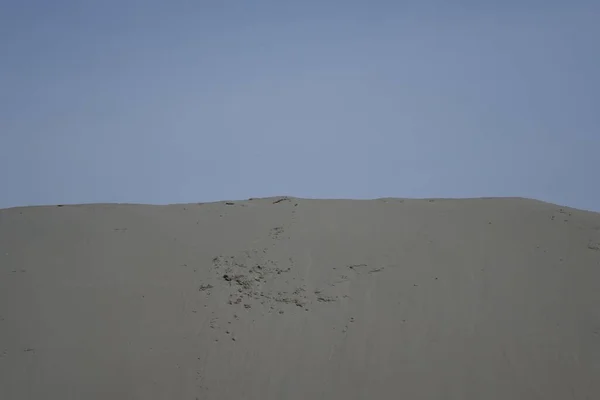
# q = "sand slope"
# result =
<box><xmin>1</xmin><ymin>197</ymin><xmax>599</xmax><ymax>399</ymax></box>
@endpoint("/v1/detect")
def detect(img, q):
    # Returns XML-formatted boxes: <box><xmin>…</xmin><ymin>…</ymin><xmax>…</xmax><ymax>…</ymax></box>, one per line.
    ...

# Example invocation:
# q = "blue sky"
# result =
<box><xmin>1</xmin><ymin>1</ymin><xmax>599</xmax><ymax>211</ymax></box>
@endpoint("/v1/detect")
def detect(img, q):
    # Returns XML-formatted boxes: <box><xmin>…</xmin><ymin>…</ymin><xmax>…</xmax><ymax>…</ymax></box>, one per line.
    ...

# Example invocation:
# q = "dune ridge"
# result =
<box><xmin>1</xmin><ymin>197</ymin><xmax>599</xmax><ymax>399</ymax></box>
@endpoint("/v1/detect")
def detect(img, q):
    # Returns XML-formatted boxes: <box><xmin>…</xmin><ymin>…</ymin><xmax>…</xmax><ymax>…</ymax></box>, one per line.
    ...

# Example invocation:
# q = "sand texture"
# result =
<box><xmin>1</xmin><ymin>197</ymin><xmax>600</xmax><ymax>399</ymax></box>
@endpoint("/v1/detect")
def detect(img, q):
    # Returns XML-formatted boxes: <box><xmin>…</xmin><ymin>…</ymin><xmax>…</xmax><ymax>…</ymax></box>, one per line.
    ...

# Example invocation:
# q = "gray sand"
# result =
<box><xmin>1</xmin><ymin>197</ymin><xmax>599</xmax><ymax>399</ymax></box>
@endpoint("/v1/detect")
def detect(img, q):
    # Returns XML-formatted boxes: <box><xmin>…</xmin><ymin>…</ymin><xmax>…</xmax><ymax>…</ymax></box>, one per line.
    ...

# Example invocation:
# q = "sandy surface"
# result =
<box><xmin>1</xmin><ymin>197</ymin><xmax>599</xmax><ymax>399</ymax></box>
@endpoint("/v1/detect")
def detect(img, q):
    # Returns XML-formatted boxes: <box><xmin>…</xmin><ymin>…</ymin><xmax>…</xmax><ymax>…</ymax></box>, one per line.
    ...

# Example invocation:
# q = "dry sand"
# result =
<box><xmin>1</xmin><ymin>197</ymin><xmax>599</xmax><ymax>399</ymax></box>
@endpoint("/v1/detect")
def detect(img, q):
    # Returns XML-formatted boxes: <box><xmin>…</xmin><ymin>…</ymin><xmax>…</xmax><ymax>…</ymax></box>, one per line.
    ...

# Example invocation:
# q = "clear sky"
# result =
<box><xmin>1</xmin><ymin>1</ymin><xmax>599</xmax><ymax>211</ymax></box>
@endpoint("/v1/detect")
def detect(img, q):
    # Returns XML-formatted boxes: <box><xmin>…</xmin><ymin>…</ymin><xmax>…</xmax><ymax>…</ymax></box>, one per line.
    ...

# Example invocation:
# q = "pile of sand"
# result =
<box><xmin>1</xmin><ymin>197</ymin><xmax>599</xmax><ymax>399</ymax></box>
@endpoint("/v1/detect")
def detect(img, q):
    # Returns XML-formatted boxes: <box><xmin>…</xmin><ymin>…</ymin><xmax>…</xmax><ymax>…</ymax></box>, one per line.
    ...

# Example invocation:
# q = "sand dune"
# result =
<box><xmin>1</xmin><ymin>197</ymin><xmax>599</xmax><ymax>399</ymax></box>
